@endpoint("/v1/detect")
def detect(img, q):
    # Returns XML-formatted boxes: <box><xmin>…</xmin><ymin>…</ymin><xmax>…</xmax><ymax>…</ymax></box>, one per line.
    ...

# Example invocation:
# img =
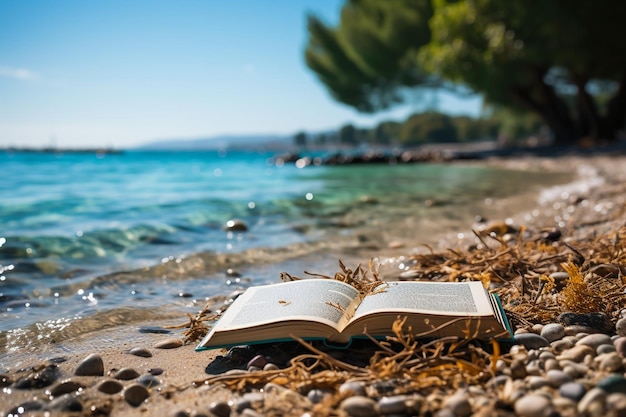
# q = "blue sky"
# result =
<box><xmin>0</xmin><ymin>1</ymin><xmax>482</xmax><ymax>149</ymax></box>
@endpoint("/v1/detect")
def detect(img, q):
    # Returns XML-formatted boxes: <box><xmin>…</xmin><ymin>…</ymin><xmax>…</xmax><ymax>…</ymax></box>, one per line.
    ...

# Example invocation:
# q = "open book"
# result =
<box><xmin>196</xmin><ymin>279</ymin><xmax>512</xmax><ymax>350</ymax></box>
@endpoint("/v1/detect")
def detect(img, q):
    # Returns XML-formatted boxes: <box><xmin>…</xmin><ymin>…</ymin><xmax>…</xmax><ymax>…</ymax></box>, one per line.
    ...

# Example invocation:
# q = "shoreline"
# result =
<box><xmin>1</xmin><ymin>153</ymin><xmax>625</xmax><ymax>416</ymax></box>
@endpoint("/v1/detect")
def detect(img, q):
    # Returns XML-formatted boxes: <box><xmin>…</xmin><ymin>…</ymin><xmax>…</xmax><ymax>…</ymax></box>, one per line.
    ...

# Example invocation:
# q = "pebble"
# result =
<box><xmin>148</xmin><ymin>367</ymin><xmax>164</xmax><ymax>375</ymax></box>
<box><xmin>46</xmin><ymin>394</ymin><xmax>83</xmax><ymax>412</ymax></box>
<box><xmin>307</xmin><ymin>389</ymin><xmax>327</xmax><ymax>404</ymax></box>
<box><xmin>442</xmin><ymin>393</ymin><xmax>471</xmax><ymax>417</ymax></box>
<box><xmin>541</xmin><ymin>323</ymin><xmax>565</xmax><ymax>342</ymax></box>
<box><xmin>74</xmin><ymin>354</ymin><xmax>104</xmax><ymax>376</ymax></box>
<box><xmin>224</xmin><ymin>219</ymin><xmax>248</xmax><ymax>232</ymax></box>
<box><xmin>49</xmin><ymin>379</ymin><xmax>84</xmax><ymax>396</ymax></box>
<box><xmin>514</xmin><ymin>393</ymin><xmax>553</xmax><ymax>417</ymax></box>
<box><xmin>377</xmin><ymin>395</ymin><xmax>409</xmax><ymax>415</ymax></box>
<box><xmin>209</xmin><ymin>401</ymin><xmax>232</xmax><ymax>417</ymax></box>
<box><xmin>576</xmin><ymin>333</ymin><xmax>613</xmax><ymax>349</ymax></box>
<box><xmin>557</xmin><ymin>344</ymin><xmax>594</xmax><ymax>362</ymax></box>
<box><xmin>559</xmin><ymin>382</ymin><xmax>587</xmax><ymax>401</ymax></box>
<box><xmin>129</xmin><ymin>347</ymin><xmax>153</xmax><ymax>357</ymax></box>
<box><xmin>597</xmin><ymin>351</ymin><xmax>623</xmax><ymax>372</ymax></box>
<box><xmin>339</xmin><ymin>381</ymin><xmax>367</xmax><ymax>396</ymax></box>
<box><xmin>558</xmin><ymin>312</ymin><xmax>614</xmax><ymax>334</ymax></box>
<box><xmin>514</xmin><ymin>333</ymin><xmax>549</xmax><ymax>350</ymax></box>
<box><xmin>615</xmin><ymin>336</ymin><xmax>626</xmax><ymax>357</ymax></box>
<box><xmin>114</xmin><ymin>367</ymin><xmax>140</xmax><ymax>380</ymax></box>
<box><xmin>617</xmin><ymin>317</ymin><xmax>626</xmax><ymax>337</ymax></box>
<box><xmin>545</xmin><ymin>369</ymin><xmax>572</xmax><ymax>387</ymax></box>
<box><xmin>577</xmin><ymin>387</ymin><xmax>606</xmax><ymax>416</ymax></box>
<box><xmin>97</xmin><ymin>379</ymin><xmax>124</xmax><ymax>394</ymax></box>
<box><xmin>597</xmin><ymin>375</ymin><xmax>626</xmax><ymax>394</ymax></box>
<box><xmin>138</xmin><ymin>374</ymin><xmax>160</xmax><ymax>388</ymax></box>
<box><xmin>339</xmin><ymin>396</ymin><xmax>378</xmax><ymax>417</ymax></box>
<box><xmin>0</xmin><ymin>373</ymin><xmax>12</xmax><ymax>387</ymax></box>
<box><xmin>247</xmin><ymin>354</ymin><xmax>267</xmax><ymax>369</ymax></box>
<box><xmin>123</xmin><ymin>383</ymin><xmax>150</xmax><ymax>407</ymax></box>
<box><xmin>15</xmin><ymin>364</ymin><xmax>60</xmax><ymax>389</ymax></box>
<box><xmin>8</xmin><ymin>400</ymin><xmax>44</xmax><ymax>415</ymax></box>
<box><xmin>153</xmin><ymin>338</ymin><xmax>183</xmax><ymax>349</ymax></box>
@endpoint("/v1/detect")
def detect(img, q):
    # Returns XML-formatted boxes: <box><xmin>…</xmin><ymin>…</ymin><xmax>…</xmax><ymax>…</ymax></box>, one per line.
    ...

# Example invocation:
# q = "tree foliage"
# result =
<box><xmin>305</xmin><ymin>0</ymin><xmax>626</xmax><ymax>144</ymax></box>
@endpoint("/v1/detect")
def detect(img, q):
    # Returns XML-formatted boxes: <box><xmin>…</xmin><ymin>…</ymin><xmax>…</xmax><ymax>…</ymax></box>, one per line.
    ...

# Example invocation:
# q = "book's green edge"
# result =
<box><xmin>492</xmin><ymin>292</ymin><xmax>515</xmax><ymax>341</ymax></box>
<box><xmin>195</xmin><ymin>336</ymin><xmax>331</xmax><ymax>351</ymax></box>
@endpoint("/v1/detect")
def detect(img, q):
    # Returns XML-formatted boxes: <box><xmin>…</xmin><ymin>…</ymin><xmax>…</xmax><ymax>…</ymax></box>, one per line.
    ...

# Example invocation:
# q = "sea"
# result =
<box><xmin>0</xmin><ymin>149</ymin><xmax>575</xmax><ymax>356</ymax></box>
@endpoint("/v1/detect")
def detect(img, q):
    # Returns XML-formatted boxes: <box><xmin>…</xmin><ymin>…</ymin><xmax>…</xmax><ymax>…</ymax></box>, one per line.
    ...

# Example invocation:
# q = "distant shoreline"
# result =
<box><xmin>1</xmin><ymin>147</ymin><xmax>124</xmax><ymax>155</ymax></box>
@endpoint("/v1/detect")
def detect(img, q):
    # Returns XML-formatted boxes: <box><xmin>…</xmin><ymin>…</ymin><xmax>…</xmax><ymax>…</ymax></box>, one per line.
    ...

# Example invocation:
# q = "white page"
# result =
<box><xmin>215</xmin><ymin>279</ymin><xmax>360</xmax><ymax>331</ymax></box>
<box><xmin>352</xmin><ymin>281</ymin><xmax>493</xmax><ymax>320</ymax></box>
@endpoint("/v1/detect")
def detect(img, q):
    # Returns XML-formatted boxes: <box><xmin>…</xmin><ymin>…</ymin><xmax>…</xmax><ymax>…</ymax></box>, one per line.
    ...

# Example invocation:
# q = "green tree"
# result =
<box><xmin>304</xmin><ymin>0</ymin><xmax>434</xmax><ymax>112</ymax></box>
<box><xmin>400</xmin><ymin>112</ymin><xmax>457</xmax><ymax>145</ymax></box>
<box><xmin>293</xmin><ymin>131</ymin><xmax>308</xmax><ymax>148</ymax></box>
<box><xmin>305</xmin><ymin>0</ymin><xmax>626</xmax><ymax>144</ymax></box>
<box><xmin>338</xmin><ymin>123</ymin><xmax>358</xmax><ymax>145</ymax></box>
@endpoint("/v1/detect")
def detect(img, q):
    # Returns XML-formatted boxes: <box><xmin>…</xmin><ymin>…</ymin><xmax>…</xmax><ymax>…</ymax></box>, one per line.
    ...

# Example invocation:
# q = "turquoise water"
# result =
<box><xmin>0</xmin><ymin>150</ymin><xmax>571</xmax><ymax>352</ymax></box>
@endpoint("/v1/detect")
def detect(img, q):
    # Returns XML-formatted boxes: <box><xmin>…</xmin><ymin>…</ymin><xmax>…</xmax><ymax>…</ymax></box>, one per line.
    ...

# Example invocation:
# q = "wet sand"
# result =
<box><xmin>1</xmin><ymin>152</ymin><xmax>625</xmax><ymax>417</ymax></box>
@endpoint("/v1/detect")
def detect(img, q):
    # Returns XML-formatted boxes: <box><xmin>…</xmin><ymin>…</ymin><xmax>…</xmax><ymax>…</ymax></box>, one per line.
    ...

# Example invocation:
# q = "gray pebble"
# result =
<box><xmin>138</xmin><ymin>374</ymin><xmax>160</xmax><ymax>388</ymax></box>
<box><xmin>49</xmin><ymin>379</ymin><xmax>85</xmax><ymax>396</ymax></box>
<box><xmin>128</xmin><ymin>347</ymin><xmax>152</xmax><ymax>358</ymax></box>
<box><xmin>551</xmin><ymin>338</ymin><xmax>574</xmax><ymax>354</ymax></box>
<box><xmin>340</xmin><ymin>396</ymin><xmax>379</xmax><ymax>417</ymax></box>
<box><xmin>224</xmin><ymin>219</ymin><xmax>248</xmax><ymax>232</ymax></box>
<box><xmin>0</xmin><ymin>373</ymin><xmax>12</xmax><ymax>387</ymax></box>
<box><xmin>514</xmin><ymin>333</ymin><xmax>549</xmax><ymax>350</ymax></box>
<box><xmin>617</xmin><ymin>318</ymin><xmax>626</xmax><ymax>337</ymax></box>
<box><xmin>527</xmin><ymin>376</ymin><xmax>551</xmax><ymax>389</ymax></box>
<box><xmin>114</xmin><ymin>367</ymin><xmax>140</xmax><ymax>380</ymax></box>
<box><xmin>8</xmin><ymin>400</ymin><xmax>44</xmax><ymax>415</ymax></box>
<box><xmin>339</xmin><ymin>381</ymin><xmax>367</xmax><ymax>396</ymax></box>
<box><xmin>443</xmin><ymin>393</ymin><xmax>471</xmax><ymax>417</ymax></box>
<box><xmin>75</xmin><ymin>354</ymin><xmax>104</xmax><ymax>376</ymax></box>
<box><xmin>97</xmin><ymin>379</ymin><xmax>124</xmax><ymax>394</ymax></box>
<box><xmin>208</xmin><ymin>401</ymin><xmax>231</xmax><ymax>417</ymax></box>
<box><xmin>559</xmin><ymin>312</ymin><xmax>614</xmax><ymax>333</ymax></box>
<box><xmin>546</xmin><ymin>369</ymin><xmax>573</xmax><ymax>387</ymax></box>
<box><xmin>263</xmin><ymin>363</ymin><xmax>279</xmax><ymax>371</ymax></box>
<box><xmin>514</xmin><ymin>394</ymin><xmax>553</xmax><ymax>417</ymax></box>
<box><xmin>307</xmin><ymin>389</ymin><xmax>327</xmax><ymax>404</ymax></box>
<box><xmin>124</xmin><ymin>383</ymin><xmax>150</xmax><ymax>407</ymax></box>
<box><xmin>153</xmin><ymin>338</ymin><xmax>183</xmax><ymax>349</ymax></box>
<box><xmin>148</xmin><ymin>367</ymin><xmax>163</xmax><ymax>375</ymax></box>
<box><xmin>577</xmin><ymin>333</ymin><xmax>612</xmax><ymax>349</ymax></box>
<box><xmin>378</xmin><ymin>395</ymin><xmax>409</xmax><ymax>415</ymax></box>
<box><xmin>560</xmin><ymin>382</ymin><xmax>587</xmax><ymax>401</ymax></box>
<box><xmin>541</xmin><ymin>323</ymin><xmax>565</xmax><ymax>342</ymax></box>
<box><xmin>247</xmin><ymin>354</ymin><xmax>266</xmax><ymax>369</ymax></box>
<box><xmin>597</xmin><ymin>343</ymin><xmax>616</xmax><ymax>354</ymax></box>
<box><xmin>46</xmin><ymin>394</ymin><xmax>83</xmax><ymax>412</ymax></box>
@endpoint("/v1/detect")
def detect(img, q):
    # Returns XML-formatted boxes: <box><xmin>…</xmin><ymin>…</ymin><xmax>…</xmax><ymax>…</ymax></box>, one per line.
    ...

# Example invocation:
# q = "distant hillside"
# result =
<box><xmin>136</xmin><ymin>134</ymin><xmax>295</xmax><ymax>151</ymax></box>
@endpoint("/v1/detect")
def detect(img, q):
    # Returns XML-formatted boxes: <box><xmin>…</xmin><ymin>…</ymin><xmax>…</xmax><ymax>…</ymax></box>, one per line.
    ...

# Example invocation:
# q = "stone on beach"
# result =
<box><xmin>74</xmin><ymin>353</ymin><xmax>104</xmax><ymax>376</ymax></box>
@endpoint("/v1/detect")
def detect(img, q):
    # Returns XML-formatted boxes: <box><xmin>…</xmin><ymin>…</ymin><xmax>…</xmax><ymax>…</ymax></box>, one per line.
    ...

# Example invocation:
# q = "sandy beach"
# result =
<box><xmin>1</xmin><ymin>151</ymin><xmax>626</xmax><ymax>417</ymax></box>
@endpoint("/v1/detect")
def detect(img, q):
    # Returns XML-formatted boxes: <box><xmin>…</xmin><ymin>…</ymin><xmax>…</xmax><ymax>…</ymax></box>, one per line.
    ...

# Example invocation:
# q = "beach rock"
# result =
<box><xmin>208</xmin><ymin>401</ymin><xmax>231</xmax><ymax>417</ymax></box>
<box><xmin>546</xmin><ymin>369</ymin><xmax>573</xmax><ymax>387</ymax></box>
<box><xmin>7</xmin><ymin>400</ymin><xmax>44</xmax><ymax>415</ymax></box>
<box><xmin>123</xmin><ymin>383</ymin><xmax>150</xmax><ymax>407</ymax></box>
<box><xmin>49</xmin><ymin>379</ymin><xmax>85</xmax><ymax>396</ymax></box>
<box><xmin>15</xmin><ymin>364</ymin><xmax>60</xmax><ymax>389</ymax></box>
<box><xmin>541</xmin><ymin>323</ymin><xmax>565</xmax><ymax>342</ymax></box>
<box><xmin>47</xmin><ymin>394</ymin><xmax>83</xmax><ymax>412</ymax></box>
<box><xmin>153</xmin><ymin>338</ymin><xmax>183</xmax><ymax>349</ymax></box>
<box><xmin>113</xmin><ymin>367</ymin><xmax>140</xmax><ymax>380</ymax></box>
<box><xmin>128</xmin><ymin>347</ymin><xmax>152</xmax><ymax>358</ymax></box>
<box><xmin>558</xmin><ymin>312</ymin><xmax>614</xmax><ymax>334</ymax></box>
<box><xmin>138</xmin><ymin>325</ymin><xmax>171</xmax><ymax>334</ymax></box>
<box><xmin>443</xmin><ymin>393</ymin><xmax>472</xmax><ymax>417</ymax></box>
<box><xmin>577</xmin><ymin>333</ymin><xmax>612</xmax><ymax>349</ymax></box>
<box><xmin>340</xmin><ymin>396</ymin><xmax>378</xmax><ymax>417</ymax></box>
<box><xmin>307</xmin><ymin>389</ymin><xmax>327</xmax><ymax>404</ymax></box>
<box><xmin>224</xmin><ymin>219</ymin><xmax>248</xmax><ymax>232</ymax></box>
<box><xmin>75</xmin><ymin>354</ymin><xmax>104</xmax><ymax>376</ymax></box>
<box><xmin>514</xmin><ymin>394</ymin><xmax>553</xmax><ymax>417</ymax></box>
<box><xmin>137</xmin><ymin>374</ymin><xmax>160</xmax><ymax>388</ymax></box>
<box><xmin>557</xmin><ymin>344</ymin><xmax>594</xmax><ymax>362</ymax></box>
<box><xmin>514</xmin><ymin>333</ymin><xmax>549</xmax><ymax>350</ymax></box>
<box><xmin>339</xmin><ymin>381</ymin><xmax>367</xmax><ymax>396</ymax></box>
<box><xmin>560</xmin><ymin>382</ymin><xmax>587</xmax><ymax>401</ymax></box>
<box><xmin>614</xmin><ymin>337</ymin><xmax>626</xmax><ymax>357</ymax></box>
<box><xmin>97</xmin><ymin>379</ymin><xmax>124</xmax><ymax>394</ymax></box>
<box><xmin>606</xmin><ymin>393</ymin><xmax>626</xmax><ymax>415</ymax></box>
<box><xmin>148</xmin><ymin>367</ymin><xmax>163</xmax><ymax>375</ymax></box>
<box><xmin>616</xmin><ymin>318</ymin><xmax>626</xmax><ymax>337</ymax></box>
<box><xmin>597</xmin><ymin>352</ymin><xmax>623</xmax><ymax>372</ymax></box>
<box><xmin>247</xmin><ymin>354</ymin><xmax>266</xmax><ymax>369</ymax></box>
<box><xmin>597</xmin><ymin>375</ymin><xmax>626</xmax><ymax>394</ymax></box>
<box><xmin>577</xmin><ymin>387</ymin><xmax>606</xmax><ymax>416</ymax></box>
<box><xmin>597</xmin><ymin>343</ymin><xmax>616</xmax><ymax>354</ymax></box>
<box><xmin>377</xmin><ymin>395</ymin><xmax>410</xmax><ymax>415</ymax></box>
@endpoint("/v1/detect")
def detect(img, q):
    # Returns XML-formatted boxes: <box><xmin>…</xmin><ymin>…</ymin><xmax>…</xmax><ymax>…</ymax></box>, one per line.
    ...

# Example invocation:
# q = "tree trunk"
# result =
<box><xmin>604</xmin><ymin>76</ymin><xmax>626</xmax><ymax>140</ymax></box>
<box><xmin>574</xmin><ymin>78</ymin><xmax>601</xmax><ymax>140</ymax></box>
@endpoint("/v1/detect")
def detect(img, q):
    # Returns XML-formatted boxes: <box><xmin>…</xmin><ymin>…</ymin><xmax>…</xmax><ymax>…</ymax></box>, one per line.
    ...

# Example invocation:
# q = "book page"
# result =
<box><xmin>214</xmin><ymin>279</ymin><xmax>360</xmax><ymax>332</ymax></box>
<box><xmin>352</xmin><ymin>281</ymin><xmax>493</xmax><ymax>321</ymax></box>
